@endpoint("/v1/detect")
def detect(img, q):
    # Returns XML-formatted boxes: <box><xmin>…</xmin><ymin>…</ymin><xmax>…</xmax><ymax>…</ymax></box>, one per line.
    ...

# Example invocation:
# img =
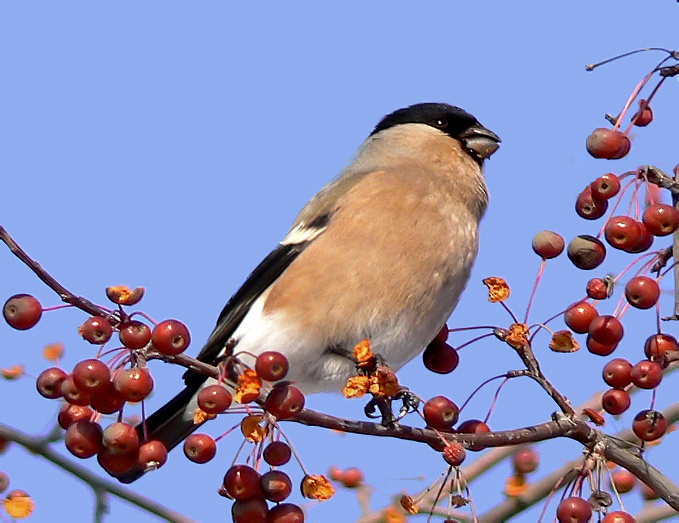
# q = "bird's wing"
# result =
<box><xmin>184</xmin><ymin>213</ymin><xmax>334</xmax><ymax>384</ymax></box>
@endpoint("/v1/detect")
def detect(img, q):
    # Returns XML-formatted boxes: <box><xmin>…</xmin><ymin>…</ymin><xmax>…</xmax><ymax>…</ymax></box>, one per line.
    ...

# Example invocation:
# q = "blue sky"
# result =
<box><xmin>2</xmin><ymin>2</ymin><xmax>679</xmax><ymax>521</ymax></box>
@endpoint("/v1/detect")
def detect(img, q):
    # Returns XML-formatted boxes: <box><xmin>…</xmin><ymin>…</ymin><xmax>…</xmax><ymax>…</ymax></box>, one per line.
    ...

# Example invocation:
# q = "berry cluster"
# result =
<box><xmin>2</xmin><ymin>279</ymin><xmax>331</xmax><ymax>520</ymax></box>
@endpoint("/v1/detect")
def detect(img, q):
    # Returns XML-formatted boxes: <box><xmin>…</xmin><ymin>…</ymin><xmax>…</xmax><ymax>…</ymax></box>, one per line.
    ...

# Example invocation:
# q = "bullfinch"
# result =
<box><xmin>118</xmin><ymin>102</ymin><xmax>500</xmax><ymax>482</ymax></box>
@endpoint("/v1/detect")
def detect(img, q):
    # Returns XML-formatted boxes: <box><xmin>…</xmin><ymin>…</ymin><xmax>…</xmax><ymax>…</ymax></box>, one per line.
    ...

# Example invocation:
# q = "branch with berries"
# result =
<box><xmin>2</xmin><ymin>48</ymin><xmax>679</xmax><ymax>523</ymax></box>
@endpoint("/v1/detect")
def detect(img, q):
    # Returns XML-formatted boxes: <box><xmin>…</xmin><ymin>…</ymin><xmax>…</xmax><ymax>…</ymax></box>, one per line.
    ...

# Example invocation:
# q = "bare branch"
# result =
<box><xmin>0</xmin><ymin>423</ymin><xmax>194</xmax><ymax>522</ymax></box>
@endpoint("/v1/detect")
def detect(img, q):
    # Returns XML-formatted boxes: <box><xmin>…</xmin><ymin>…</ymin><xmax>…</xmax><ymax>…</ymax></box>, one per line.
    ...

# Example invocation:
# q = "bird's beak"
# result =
<box><xmin>460</xmin><ymin>125</ymin><xmax>501</xmax><ymax>162</ymax></box>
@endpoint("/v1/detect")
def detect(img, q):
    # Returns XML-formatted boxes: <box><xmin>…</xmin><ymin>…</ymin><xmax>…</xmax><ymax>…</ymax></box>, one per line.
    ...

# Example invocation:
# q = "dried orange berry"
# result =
<box><xmin>353</xmin><ymin>339</ymin><xmax>373</xmax><ymax>363</ymax></box>
<box><xmin>483</xmin><ymin>276</ymin><xmax>510</xmax><ymax>302</ymax></box>
<box><xmin>42</xmin><ymin>342</ymin><xmax>64</xmax><ymax>361</ymax></box>
<box><xmin>399</xmin><ymin>494</ymin><xmax>419</xmax><ymax>514</ymax></box>
<box><xmin>342</xmin><ymin>376</ymin><xmax>369</xmax><ymax>398</ymax></box>
<box><xmin>505</xmin><ymin>323</ymin><xmax>530</xmax><ymax>350</ymax></box>
<box><xmin>549</xmin><ymin>330</ymin><xmax>580</xmax><ymax>353</ymax></box>
<box><xmin>233</xmin><ymin>369</ymin><xmax>262</xmax><ymax>404</ymax></box>
<box><xmin>193</xmin><ymin>407</ymin><xmax>216</xmax><ymax>425</ymax></box>
<box><xmin>240</xmin><ymin>415</ymin><xmax>267</xmax><ymax>443</ymax></box>
<box><xmin>4</xmin><ymin>490</ymin><xmax>34</xmax><ymax>519</ymax></box>
<box><xmin>301</xmin><ymin>474</ymin><xmax>335</xmax><ymax>501</ymax></box>
<box><xmin>1</xmin><ymin>365</ymin><xmax>24</xmax><ymax>380</ymax></box>
<box><xmin>504</xmin><ymin>474</ymin><xmax>528</xmax><ymax>496</ymax></box>
<box><xmin>382</xmin><ymin>506</ymin><xmax>406</xmax><ymax>523</ymax></box>
<box><xmin>369</xmin><ymin>367</ymin><xmax>399</xmax><ymax>397</ymax></box>
<box><xmin>105</xmin><ymin>285</ymin><xmax>145</xmax><ymax>306</ymax></box>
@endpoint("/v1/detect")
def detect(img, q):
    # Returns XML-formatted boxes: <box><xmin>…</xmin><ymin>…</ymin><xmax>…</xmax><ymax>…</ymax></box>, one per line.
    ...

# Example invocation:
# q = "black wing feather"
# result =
<box><xmin>183</xmin><ymin>242</ymin><xmax>306</xmax><ymax>385</ymax></box>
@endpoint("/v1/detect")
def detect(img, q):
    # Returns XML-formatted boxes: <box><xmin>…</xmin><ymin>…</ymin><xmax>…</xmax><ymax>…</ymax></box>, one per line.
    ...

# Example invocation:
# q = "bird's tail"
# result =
<box><xmin>112</xmin><ymin>381</ymin><xmax>204</xmax><ymax>483</ymax></box>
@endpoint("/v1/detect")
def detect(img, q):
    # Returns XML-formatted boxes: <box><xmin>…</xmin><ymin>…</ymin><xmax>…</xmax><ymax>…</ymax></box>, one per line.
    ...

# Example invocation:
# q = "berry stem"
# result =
<box><xmin>523</xmin><ymin>259</ymin><xmax>546</xmax><ymax>324</ymax></box>
<box><xmin>585</xmin><ymin>48</ymin><xmax>676</xmax><ymax>71</ymax></box>
<box><xmin>611</xmin><ymin>53</ymin><xmax>674</xmax><ymax>132</ymax></box>
<box><xmin>454</xmin><ymin>331</ymin><xmax>497</xmax><ymax>352</ymax></box>
<box><xmin>457</xmin><ymin>373</ymin><xmax>514</xmax><ymax>415</ymax></box>
<box><xmin>483</xmin><ymin>377</ymin><xmax>510</xmax><ymax>424</ymax></box>
<box><xmin>612</xmin><ymin>69</ymin><xmax>656</xmax><ymax>132</ymax></box>
<box><xmin>624</xmin><ymin>77</ymin><xmax>667</xmax><ymax>134</ymax></box>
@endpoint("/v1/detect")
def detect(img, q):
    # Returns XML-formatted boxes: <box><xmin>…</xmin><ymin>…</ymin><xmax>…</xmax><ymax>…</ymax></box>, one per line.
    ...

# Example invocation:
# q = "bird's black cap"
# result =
<box><xmin>370</xmin><ymin>103</ymin><xmax>500</xmax><ymax>163</ymax></box>
<box><xmin>370</xmin><ymin>103</ymin><xmax>482</xmax><ymax>139</ymax></box>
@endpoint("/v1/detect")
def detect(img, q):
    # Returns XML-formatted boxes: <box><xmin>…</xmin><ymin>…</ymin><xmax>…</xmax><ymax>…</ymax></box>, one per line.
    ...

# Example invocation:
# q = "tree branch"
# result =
<box><xmin>0</xmin><ymin>423</ymin><xmax>194</xmax><ymax>522</ymax></box>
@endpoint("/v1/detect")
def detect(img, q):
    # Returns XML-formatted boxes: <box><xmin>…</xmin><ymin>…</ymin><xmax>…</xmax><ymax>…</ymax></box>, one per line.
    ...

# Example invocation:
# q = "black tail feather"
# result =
<box><xmin>111</xmin><ymin>381</ymin><xmax>204</xmax><ymax>483</ymax></box>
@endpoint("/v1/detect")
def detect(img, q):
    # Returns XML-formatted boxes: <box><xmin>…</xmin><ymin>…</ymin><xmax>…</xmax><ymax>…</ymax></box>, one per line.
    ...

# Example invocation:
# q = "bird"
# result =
<box><xmin>117</xmin><ymin>102</ymin><xmax>500</xmax><ymax>483</ymax></box>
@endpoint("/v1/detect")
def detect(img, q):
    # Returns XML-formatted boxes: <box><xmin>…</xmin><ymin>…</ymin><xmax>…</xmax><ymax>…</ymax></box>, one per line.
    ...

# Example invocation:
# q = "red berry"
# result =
<box><xmin>422</xmin><ymin>340</ymin><xmax>459</xmax><ymax>374</ymax></box>
<box><xmin>3</xmin><ymin>294</ymin><xmax>42</xmax><ymax>330</ymax></box>
<box><xmin>610</xmin><ymin>469</ymin><xmax>636</xmax><ymax>494</ymax></box>
<box><xmin>632</xmin><ymin>409</ymin><xmax>667</xmax><ymax>441</ymax></box>
<box><xmin>97</xmin><ymin>448</ymin><xmax>136</xmax><ymax>475</ymax></box>
<box><xmin>102</xmin><ymin>422</ymin><xmax>139</xmax><ymax>455</ymax></box>
<box><xmin>223</xmin><ymin>464</ymin><xmax>263</xmax><ymax>501</ymax></box>
<box><xmin>632</xmin><ymin>99</ymin><xmax>653</xmax><ymax>127</ymax></box>
<box><xmin>442</xmin><ymin>442</ymin><xmax>466</xmax><ymax>466</ymax></box>
<box><xmin>641</xmin><ymin>482</ymin><xmax>659</xmax><ymax>500</ymax></box>
<box><xmin>590</xmin><ymin>173</ymin><xmax>621</xmax><ymax>200</ymax></box>
<box><xmin>564</xmin><ymin>302</ymin><xmax>598</xmax><ymax>334</ymax></box>
<box><xmin>231</xmin><ymin>498</ymin><xmax>268</xmax><ymax>523</ymax></box>
<box><xmin>604</xmin><ymin>216</ymin><xmax>642</xmax><ymax>251</ymax></box>
<box><xmin>630</xmin><ymin>360</ymin><xmax>662</xmax><ymax>389</ymax></box>
<box><xmin>113</xmin><ymin>367</ymin><xmax>154</xmax><ymax>402</ymax></box>
<box><xmin>197</xmin><ymin>384</ymin><xmax>232</xmax><ymax>414</ymax></box>
<box><xmin>328</xmin><ymin>465</ymin><xmax>344</xmax><ymax>482</ymax></box>
<box><xmin>567</xmin><ymin>235</ymin><xmax>606</xmax><ymax>270</ymax></box>
<box><xmin>151</xmin><ymin>319</ymin><xmax>191</xmax><ymax>355</ymax></box>
<box><xmin>267</xmin><ymin>503</ymin><xmax>304</xmax><ymax>523</ymax></box>
<box><xmin>624</xmin><ymin>276</ymin><xmax>660</xmax><ymax>309</ymax></box>
<box><xmin>644</xmin><ymin>333</ymin><xmax>678</xmax><ymax>362</ymax></box>
<box><xmin>79</xmin><ymin>316</ymin><xmax>113</xmax><ymax>344</ymax></box>
<box><xmin>58</xmin><ymin>403</ymin><xmax>93</xmax><ymax>429</ymax></box>
<box><xmin>601</xmin><ymin>388</ymin><xmax>631</xmax><ymax>415</ymax></box>
<box><xmin>255</xmin><ymin>351</ymin><xmax>289</xmax><ymax>382</ymax></box>
<box><xmin>119</xmin><ymin>321</ymin><xmax>152</xmax><ymax>349</ymax></box>
<box><xmin>265</xmin><ymin>386</ymin><xmax>305</xmax><ymax>420</ymax></box>
<box><xmin>456</xmin><ymin>419</ymin><xmax>490</xmax><ymax>451</ymax></box>
<box><xmin>586</xmin><ymin>278</ymin><xmax>609</xmax><ymax>300</ymax></box>
<box><xmin>65</xmin><ymin>420</ymin><xmax>103</xmax><ymax>459</ymax></box>
<box><xmin>183</xmin><ymin>433</ymin><xmax>216</xmax><ymax>463</ymax></box>
<box><xmin>588</xmin><ymin>315</ymin><xmax>624</xmax><ymax>345</ymax></box>
<box><xmin>602</xmin><ymin>358</ymin><xmax>632</xmax><ymax>388</ymax></box>
<box><xmin>556</xmin><ymin>496</ymin><xmax>592</xmax><ymax>523</ymax></box>
<box><xmin>60</xmin><ymin>375</ymin><xmax>92</xmax><ymax>406</ymax></box>
<box><xmin>260</xmin><ymin>470</ymin><xmax>293</xmax><ymax>502</ymax></box>
<box><xmin>627</xmin><ymin>225</ymin><xmax>654</xmax><ymax>253</ymax></box>
<box><xmin>642</xmin><ymin>203</ymin><xmax>679</xmax><ymax>236</ymax></box>
<box><xmin>512</xmin><ymin>447</ymin><xmax>539</xmax><ymax>474</ymax></box>
<box><xmin>263</xmin><ymin>441</ymin><xmax>292</xmax><ymax>467</ymax></box>
<box><xmin>339</xmin><ymin>467</ymin><xmax>364</xmax><ymax>488</ymax></box>
<box><xmin>89</xmin><ymin>382</ymin><xmax>126</xmax><ymax>414</ymax></box>
<box><xmin>73</xmin><ymin>359</ymin><xmax>111</xmax><ymax>396</ymax></box>
<box><xmin>137</xmin><ymin>440</ymin><xmax>168</xmax><ymax>471</ymax></box>
<box><xmin>602</xmin><ymin>511</ymin><xmax>635</xmax><ymax>523</ymax></box>
<box><xmin>586</xmin><ymin>128</ymin><xmax>630</xmax><ymax>159</ymax></box>
<box><xmin>575</xmin><ymin>187</ymin><xmax>609</xmax><ymax>220</ymax></box>
<box><xmin>432</xmin><ymin>324</ymin><xmax>449</xmax><ymax>344</ymax></box>
<box><xmin>532</xmin><ymin>230</ymin><xmax>565</xmax><ymax>258</ymax></box>
<box><xmin>423</xmin><ymin>396</ymin><xmax>459</xmax><ymax>430</ymax></box>
<box><xmin>586</xmin><ymin>336</ymin><xmax>617</xmax><ymax>356</ymax></box>
<box><xmin>36</xmin><ymin>367</ymin><xmax>67</xmax><ymax>399</ymax></box>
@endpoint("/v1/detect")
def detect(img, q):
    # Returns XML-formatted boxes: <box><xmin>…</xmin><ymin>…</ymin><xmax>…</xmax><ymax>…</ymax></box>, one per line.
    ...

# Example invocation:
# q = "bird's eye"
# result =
<box><xmin>436</xmin><ymin>119</ymin><xmax>448</xmax><ymax>128</ymax></box>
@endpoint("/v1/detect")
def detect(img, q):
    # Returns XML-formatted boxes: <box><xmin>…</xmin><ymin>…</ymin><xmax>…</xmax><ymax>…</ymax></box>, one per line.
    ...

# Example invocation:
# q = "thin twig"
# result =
<box><xmin>0</xmin><ymin>423</ymin><xmax>194</xmax><ymax>522</ymax></box>
<box><xmin>0</xmin><ymin>226</ymin><xmax>120</xmax><ymax>324</ymax></box>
